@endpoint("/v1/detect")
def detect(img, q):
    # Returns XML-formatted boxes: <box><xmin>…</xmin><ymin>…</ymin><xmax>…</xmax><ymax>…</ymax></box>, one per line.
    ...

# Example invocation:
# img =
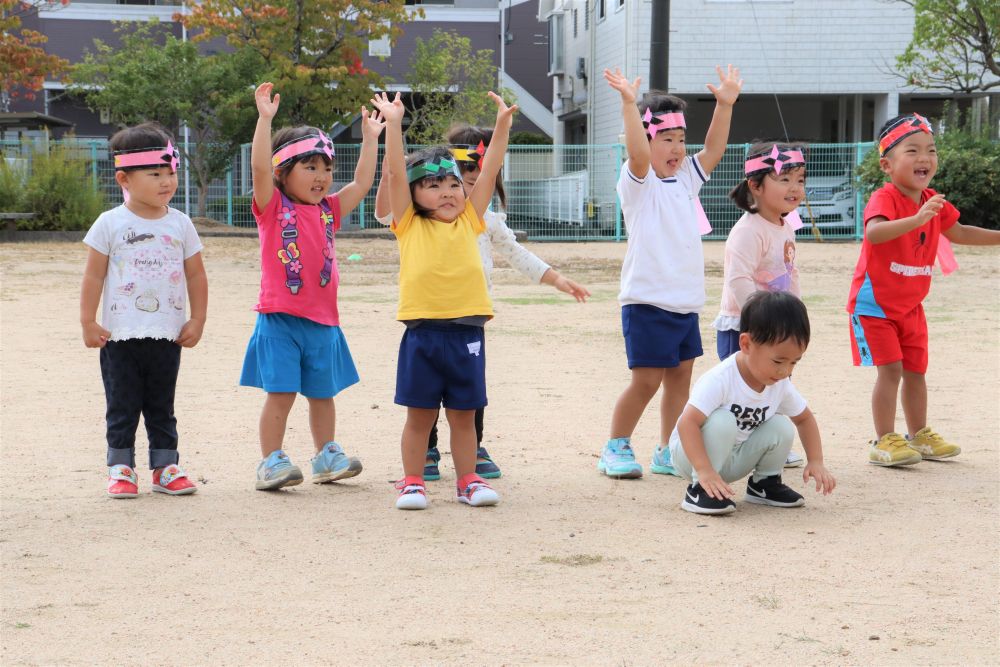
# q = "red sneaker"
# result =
<box><xmin>107</xmin><ymin>465</ymin><xmax>139</xmax><ymax>499</ymax></box>
<box><xmin>152</xmin><ymin>464</ymin><xmax>197</xmax><ymax>495</ymax></box>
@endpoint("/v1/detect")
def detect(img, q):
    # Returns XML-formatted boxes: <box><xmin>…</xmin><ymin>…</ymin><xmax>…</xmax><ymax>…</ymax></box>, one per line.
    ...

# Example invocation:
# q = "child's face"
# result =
<box><xmin>879</xmin><ymin>132</ymin><xmax>937</xmax><ymax>198</ymax></box>
<box><xmin>413</xmin><ymin>176</ymin><xmax>466</xmax><ymax>222</ymax></box>
<box><xmin>649</xmin><ymin>128</ymin><xmax>687</xmax><ymax>177</ymax></box>
<box><xmin>118</xmin><ymin>166</ymin><xmax>178</xmax><ymax>211</ymax></box>
<box><xmin>281</xmin><ymin>155</ymin><xmax>333</xmax><ymax>205</ymax></box>
<box><xmin>739</xmin><ymin>334</ymin><xmax>806</xmax><ymax>388</ymax></box>
<box><xmin>750</xmin><ymin>166</ymin><xmax>806</xmax><ymax>219</ymax></box>
<box><xmin>459</xmin><ymin>163</ymin><xmax>480</xmax><ymax>193</ymax></box>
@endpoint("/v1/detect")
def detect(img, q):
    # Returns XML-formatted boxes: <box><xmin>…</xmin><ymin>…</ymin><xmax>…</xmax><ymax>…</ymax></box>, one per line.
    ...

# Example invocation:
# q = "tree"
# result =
<box><xmin>179</xmin><ymin>0</ymin><xmax>415</xmax><ymax>128</ymax></box>
<box><xmin>404</xmin><ymin>29</ymin><xmax>512</xmax><ymax>145</ymax></box>
<box><xmin>70</xmin><ymin>21</ymin><xmax>264</xmax><ymax>218</ymax></box>
<box><xmin>892</xmin><ymin>0</ymin><xmax>999</xmax><ymax>93</ymax></box>
<box><xmin>0</xmin><ymin>0</ymin><xmax>71</xmax><ymax>111</ymax></box>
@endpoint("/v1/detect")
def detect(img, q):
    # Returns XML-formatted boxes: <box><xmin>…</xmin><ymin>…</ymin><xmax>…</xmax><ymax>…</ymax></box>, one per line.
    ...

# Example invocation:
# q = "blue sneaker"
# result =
<box><xmin>475</xmin><ymin>446</ymin><xmax>501</xmax><ymax>479</ymax></box>
<box><xmin>255</xmin><ymin>450</ymin><xmax>303</xmax><ymax>491</ymax></box>
<box><xmin>597</xmin><ymin>438</ymin><xmax>643</xmax><ymax>479</ymax></box>
<box><xmin>311</xmin><ymin>441</ymin><xmax>363</xmax><ymax>483</ymax></box>
<box><xmin>651</xmin><ymin>445</ymin><xmax>679</xmax><ymax>476</ymax></box>
<box><xmin>424</xmin><ymin>447</ymin><xmax>441</xmax><ymax>481</ymax></box>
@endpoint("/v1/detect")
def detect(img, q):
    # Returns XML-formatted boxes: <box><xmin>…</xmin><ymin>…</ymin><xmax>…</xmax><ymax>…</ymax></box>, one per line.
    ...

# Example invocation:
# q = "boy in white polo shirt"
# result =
<box><xmin>598</xmin><ymin>66</ymin><xmax>743</xmax><ymax>480</ymax></box>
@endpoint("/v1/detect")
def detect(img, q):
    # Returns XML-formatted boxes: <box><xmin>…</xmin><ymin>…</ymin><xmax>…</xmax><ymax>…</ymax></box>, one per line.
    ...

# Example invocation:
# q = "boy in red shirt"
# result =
<box><xmin>848</xmin><ymin>113</ymin><xmax>1000</xmax><ymax>467</ymax></box>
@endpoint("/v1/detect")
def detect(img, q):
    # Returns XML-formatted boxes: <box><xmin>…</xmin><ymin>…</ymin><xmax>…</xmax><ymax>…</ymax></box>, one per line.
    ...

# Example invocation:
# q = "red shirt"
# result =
<box><xmin>846</xmin><ymin>182</ymin><xmax>958</xmax><ymax>319</ymax></box>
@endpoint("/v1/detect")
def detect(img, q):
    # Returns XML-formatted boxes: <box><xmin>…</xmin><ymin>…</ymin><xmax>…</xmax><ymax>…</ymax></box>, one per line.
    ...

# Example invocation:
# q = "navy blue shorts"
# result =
<box><xmin>395</xmin><ymin>322</ymin><xmax>487</xmax><ymax>410</ymax></box>
<box><xmin>716</xmin><ymin>329</ymin><xmax>740</xmax><ymax>361</ymax></box>
<box><xmin>622</xmin><ymin>304</ymin><xmax>703</xmax><ymax>369</ymax></box>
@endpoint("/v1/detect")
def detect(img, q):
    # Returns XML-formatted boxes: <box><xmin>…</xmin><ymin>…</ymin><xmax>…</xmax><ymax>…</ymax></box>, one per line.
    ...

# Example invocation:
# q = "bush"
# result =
<box><xmin>509</xmin><ymin>131</ymin><xmax>553</xmax><ymax>146</ymax></box>
<box><xmin>207</xmin><ymin>195</ymin><xmax>254</xmax><ymax>226</ymax></box>
<box><xmin>0</xmin><ymin>159</ymin><xmax>26</xmax><ymax>213</ymax></box>
<box><xmin>20</xmin><ymin>145</ymin><xmax>105</xmax><ymax>230</ymax></box>
<box><xmin>856</xmin><ymin>130</ymin><xmax>1000</xmax><ymax>229</ymax></box>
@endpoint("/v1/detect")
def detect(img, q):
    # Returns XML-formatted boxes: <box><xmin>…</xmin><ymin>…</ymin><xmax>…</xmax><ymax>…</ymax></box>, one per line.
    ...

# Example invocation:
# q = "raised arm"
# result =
<box><xmin>337</xmin><ymin>107</ymin><xmax>384</xmax><ymax>215</ymax></box>
<box><xmin>604</xmin><ymin>68</ymin><xmax>649</xmax><ymax>179</ymax></box>
<box><xmin>866</xmin><ymin>194</ymin><xmax>944</xmax><ymax>244</ymax></box>
<box><xmin>373</xmin><ymin>154</ymin><xmax>392</xmax><ymax>224</ymax></box>
<box><xmin>469</xmin><ymin>92</ymin><xmax>518</xmax><ymax>219</ymax></box>
<box><xmin>251</xmin><ymin>82</ymin><xmax>280</xmax><ymax>209</ymax></box>
<box><xmin>696</xmin><ymin>65</ymin><xmax>742</xmax><ymax>175</ymax></box>
<box><xmin>370</xmin><ymin>92</ymin><xmax>411</xmax><ymax>223</ymax></box>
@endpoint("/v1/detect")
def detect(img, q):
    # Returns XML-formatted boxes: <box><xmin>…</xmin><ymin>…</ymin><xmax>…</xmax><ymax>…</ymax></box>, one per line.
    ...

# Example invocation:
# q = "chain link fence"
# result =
<box><xmin>2</xmin><ymin>138</ymin><xmax>874</xmax><ymax>240</ymax></box>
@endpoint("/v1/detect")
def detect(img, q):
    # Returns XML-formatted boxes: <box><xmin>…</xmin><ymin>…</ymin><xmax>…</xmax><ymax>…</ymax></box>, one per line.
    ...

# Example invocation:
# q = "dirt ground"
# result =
<box><xmin>2</xmin><ymin>236</ymin><xmax>998</xmax><ymax>665</ymax></box>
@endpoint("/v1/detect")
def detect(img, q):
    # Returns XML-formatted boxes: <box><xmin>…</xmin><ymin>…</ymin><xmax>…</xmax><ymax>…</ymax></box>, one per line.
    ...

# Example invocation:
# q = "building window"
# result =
<box><xmin>617</xmin><ymin>0</ymin><xmax>624</xmax><ymax>8</ymax></box>
<box><xmin>548</xmin><ymin>13</ymin><xmax>564</xmax><ymax>73</ymax></box>
<box><xmin>404</xmin><ymin>0</ymin><xmax>455</xmax><ymax>5</ymax></box>
<box><xmin>584</xmin><ymin>0</ymin><xmax>590</xmax><ymax>29</ymax></box>
<box><xmin>598</xmin><ymin>0</ymin><xmax>605</xmax><ymax>21</ymax></box>
<box><xmin>573</xmin><ymin>9</ymin><xmax>578</xmax><ymax>37</ymax></box>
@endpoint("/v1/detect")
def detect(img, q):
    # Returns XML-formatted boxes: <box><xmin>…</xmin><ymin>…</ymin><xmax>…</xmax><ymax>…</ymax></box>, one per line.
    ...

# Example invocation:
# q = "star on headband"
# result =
<box><xmin>878</xmin><ymin>114</ymin><xmax>933</xmax><ymax>157</ymax></box>
<box><xmin>641</xmin><ymin>108</ymin><xmax>686</xmax><ymax>139</ymax></box>
<box><xmin>271</xmin><ymin>131</ymin><xmax>335</xmax><ymax>168</ymax></box>
<box><xmin>744</xmin><ymin>145</ymin><xmax>806</xmax><ymax>176</ymax></box>
<box><xmin>113</xmin><ymin>141</ymin><xmax>180</xmax><ymax>173</ymax></box>
<box><xmin>450</xmin><ymin>140</ymin><xmax>487</xmax><ymax>169</ymax></box>
<box><xmin>406</xmin><ymin>157</ymin><xmax>462</xmax><ymax>184</ymax></box>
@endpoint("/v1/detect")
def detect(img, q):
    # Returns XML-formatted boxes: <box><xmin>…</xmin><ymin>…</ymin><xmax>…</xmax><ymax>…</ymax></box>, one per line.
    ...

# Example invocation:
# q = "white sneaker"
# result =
<box><xmin>784</xmin><ymin>451</ymin><xmax>804</xmax><ymax>468</ymax></box>
<box><xmin>456</xmin><ymin>476</ymin><xmax>500</xmax><ymax>507</ymax></box>
<box><xmin>395</xmin><ymin>476</ymin><xmax>428</xmax><ymax>510</ymax></box>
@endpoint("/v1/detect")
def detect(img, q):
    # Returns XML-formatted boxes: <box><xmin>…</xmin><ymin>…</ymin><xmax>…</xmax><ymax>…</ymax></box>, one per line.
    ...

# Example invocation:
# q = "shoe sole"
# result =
<box><xmin>423</xmin><ymin>472</ymin><xmax>442</xmax><ymax>481</ymax></box>
<box><xmin>152</xmin><ymin>485</ymin><xmax>197</xmax><ymax>495</ymax></box>
<box><xmin>312</xmin><ymin>460</ymin><xmax>363</xmax><ymax>484</ymax></box>
<box><xmin>745</xmin><ymin>494</ymin><xmax>804</xmax><ymax>508</ymax></box>
<box><xmin>396</xmin><ymin>496</ymin><xmax>428</xmax><ymax>510</ymax></box>
<box><xmin>868</xmin><ymin>454</ymin><xmax>922</xmax><ymax>467</ymax></box>
<box><xmin>255</xmin><ymin>471</ymin><xmax>304</xmax><ymax>490</ymax></box>
<box><xmin>597</xmin><ymin>463</ymin><xmax>643</xmax><ymax>479</ymax></box>
<box><xmin>457</xmin><ymin>494</ymin><xmax>500</xmax><ymax>507</ymax></box>
<box><xmin>916</xmin><ymin>450</ymin><xmax>961</xmax><ymax>461</ymax></box>
<box><xmin>680</xmin><ymin>499</ymin><xmax>735</xmax><ymax>515</ymax></box>
<box><xmin>783</xmin><ymin>460</ymin><xmax>805</xmax><ymax>468</ymax></box>
<box><xmin>477</xmin><ymin>470</ymin><xmax>502</xmax><ymax>479</ymax></box>
<box><xmin>107</xmin><ymin>491</ymin><xmax>138</xmax><ymax>499</ymax></box>
<box><xmin>650</xmin><ymin>464</ymin><xmax>679</xmax><ymax>476</ymax></box>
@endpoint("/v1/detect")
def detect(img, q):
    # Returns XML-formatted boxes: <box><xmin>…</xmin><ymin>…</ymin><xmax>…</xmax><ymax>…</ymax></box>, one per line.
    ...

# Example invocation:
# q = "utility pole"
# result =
<box><xmin>649</xmin><ymin>0</ymin><xmax>669</xmax><ymax>91</ymax></box>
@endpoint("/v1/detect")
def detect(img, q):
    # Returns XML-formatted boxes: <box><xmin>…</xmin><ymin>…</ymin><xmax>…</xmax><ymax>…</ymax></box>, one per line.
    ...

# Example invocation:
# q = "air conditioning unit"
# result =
<box><xmin>576</xmin><ymin>57</ymin><xmax>587</xmax><ymax>81</ymax></box>
<box><xmin>100</xmin><ymin>108</ymin><xmax>111</xmax><ymax>125</ymax></box>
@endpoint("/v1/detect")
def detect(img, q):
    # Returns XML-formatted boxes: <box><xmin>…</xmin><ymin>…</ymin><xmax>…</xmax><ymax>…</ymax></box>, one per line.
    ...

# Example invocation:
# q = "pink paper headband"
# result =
<box><xmin>642</xmin><ymin>108</ymin><xmax>686</xmax><ymax>139</ymax></box>
<box><xmin>271</xmin><ymin>132</ymin><xmax>335</xmax><ymax>168</ymax></box>
<box><xmin>113</xmin><ymin>141</ymin><xmax>179</xmax><ymax>173</ymax></box>
<box><xmin>744</xmin><ymin>145</ymin><xmax>806</xmax><ymax>176</ymax></box>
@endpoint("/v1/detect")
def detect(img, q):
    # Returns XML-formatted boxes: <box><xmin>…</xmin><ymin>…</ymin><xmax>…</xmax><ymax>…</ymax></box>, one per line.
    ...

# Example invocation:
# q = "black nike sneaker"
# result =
<box><xmin>745</xmin><ymin>474</ymin><xmax>805</xmax><ymax>508</ymax></box>
<box><xmin>680</xmin><ymin>482</ymin><xmax>736</xmax><ymax>515</ymax></box>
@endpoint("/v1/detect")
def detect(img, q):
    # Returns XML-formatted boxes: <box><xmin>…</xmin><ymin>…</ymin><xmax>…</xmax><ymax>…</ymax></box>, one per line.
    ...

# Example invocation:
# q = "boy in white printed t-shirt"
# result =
<box><xmin>670</xmin><ymin>292</ymin><xmax>836</xmax><ymax>515</ymax></box>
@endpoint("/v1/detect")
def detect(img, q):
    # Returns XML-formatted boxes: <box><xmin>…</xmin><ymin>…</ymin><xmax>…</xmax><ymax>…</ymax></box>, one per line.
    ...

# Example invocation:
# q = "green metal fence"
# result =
<box><xmin>2</xmin><ymin>138</ymin><xmax>874</xmax><ymax>240</ymax></box>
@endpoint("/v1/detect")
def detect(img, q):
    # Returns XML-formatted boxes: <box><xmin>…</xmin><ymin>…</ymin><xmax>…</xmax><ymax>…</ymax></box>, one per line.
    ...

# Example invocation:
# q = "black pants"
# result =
<box><xmin>100</xmin><ymin>338</ymin><xmax>182</xmax><ymax>470</ymax></box>
<box><xmin>428</xmin><ymin>406</ymin><xmax>485</xmax><ymax>451</ymax></box>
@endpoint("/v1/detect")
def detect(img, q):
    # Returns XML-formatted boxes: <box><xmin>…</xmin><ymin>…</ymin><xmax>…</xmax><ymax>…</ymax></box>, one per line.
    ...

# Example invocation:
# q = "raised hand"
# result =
<box><xmin>604</xmin><ymin>68</ymin><xmax>641</xmax><ymax>104</ymax></box>
<box><xmin>488</xmin><ymin>91</ymin><xmax>519</xmax><ymax>127</ymax></box>
<box><xmin>706</xmin><ymin>64</ymin><xmax>743</xmax><ymax>106</ymax></box>
<box><xmin>370</xmin><ymin>92</ymin><xmax>404</xmax><ymax>124</ymax></box>
<box><xmin>917</xmin><ymin>194</ymin><xmax>945</xmax><ymax>224</ymax></box>
<box><xmin>360</xmin><ymin>107</ymin><xmax>385</xmax><ymax>141</ymax></box>
<box><xmin>254</xmin><ymin>82</ymin><xmax>280</xmax><ymax>119</ymax></box>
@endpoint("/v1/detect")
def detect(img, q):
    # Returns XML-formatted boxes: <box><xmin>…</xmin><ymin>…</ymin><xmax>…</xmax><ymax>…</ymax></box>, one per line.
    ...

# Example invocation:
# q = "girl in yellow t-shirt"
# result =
<box><xmin>370</xmin><ymin>90</ymin><xmax>517</xmax><ymax>511</ymax></box>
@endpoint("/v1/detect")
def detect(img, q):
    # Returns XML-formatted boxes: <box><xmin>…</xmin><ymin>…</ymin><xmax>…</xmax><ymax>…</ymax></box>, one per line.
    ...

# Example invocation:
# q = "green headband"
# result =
<box><xmin>406</xmin><ymin>157</ymin><xmax>461</xmax><ymax>184</ymax></box>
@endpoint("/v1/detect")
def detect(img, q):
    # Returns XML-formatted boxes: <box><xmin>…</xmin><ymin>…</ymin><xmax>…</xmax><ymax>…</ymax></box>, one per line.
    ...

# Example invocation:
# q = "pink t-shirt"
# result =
<box><xmin>252</xmin><ymin>190</ymin><xmax>342</xmax><ymax>326</ymax></box>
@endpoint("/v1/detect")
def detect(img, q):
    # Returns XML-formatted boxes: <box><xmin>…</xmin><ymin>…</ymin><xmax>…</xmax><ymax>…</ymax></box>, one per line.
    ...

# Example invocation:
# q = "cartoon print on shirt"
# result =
<box><xmin>765</xmin><ymin>239</ymin><xmax>796</xmax><ymax>293</ymax></box>
<box><xmin>135</xmin><ymin>290</ymin><xmax>160</xmax><ymax>313</ymax></box>
<box><xmin>116</xmin><ymin>282</ymin><xmax>136</xmax><ymax>297</ymax></box>
<box><xmin>168</xmin><ymin>293</ymin><xmax>185</xmax><ymax>311</ymax></box>
<box><xmin>124</xmin><ymin>228</ymin><xmax>155</xmax><ymax>245</ymax></box>
<box><xmin>160</xmin><ymin>235</ymin><xmax>183</xmax><ymax>250</ymax></box>
<box><xmin>730</xmin><ymin>403</ymin><xmax>769</xmax><ymax>432</ymax></box>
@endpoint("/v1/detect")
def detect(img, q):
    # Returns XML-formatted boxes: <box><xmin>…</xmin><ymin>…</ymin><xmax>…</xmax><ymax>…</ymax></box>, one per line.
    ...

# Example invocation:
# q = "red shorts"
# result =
<box><xmin>849</xmin><ymin>305</ymin><xmax>928</xmax><ymax>373</ymax></box>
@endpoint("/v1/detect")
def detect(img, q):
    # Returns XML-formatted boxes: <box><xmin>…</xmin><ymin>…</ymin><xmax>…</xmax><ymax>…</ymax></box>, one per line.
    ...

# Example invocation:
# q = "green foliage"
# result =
<box><xmin>0</xmin><ymin>159</ymin><xmax>25</xmax><ymax>212</ymax></box>
<box><xmin>405</xmin><ymin>29</ymin><xmax>515</xmax><ymax>145</ymax></box>
<box><xmin>855</xmin><ymin>129</ymin><xmax>1000</xmax><ymax>229</ymax></box>
<box><xmin>509</xmin><ymin>132</ymin><xmax>552</xmax><ymax>145</ymax></box>
<box><xmin>206</xmin><ymin>195</ymin><xmax>254</xmax><ymax>225</ymax></box>
<box><xmin>20</xmin><ymin>145</ymin><xmax>104</xmax><ymax>230</ymax></box>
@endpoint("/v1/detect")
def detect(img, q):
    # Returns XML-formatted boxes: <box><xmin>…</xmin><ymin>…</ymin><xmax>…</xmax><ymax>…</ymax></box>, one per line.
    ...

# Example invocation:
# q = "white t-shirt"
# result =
<box><xmin>672</xmin><ymin>354</ymin><xmax>808</xmax><ymax>446</ymax></box>
<box><xmin>83</xmin><ymin>205</ymin><xmax>203</xmax><ymax>342</ymax></box>
<box><xmin>617</xmin><ymin>155</ymin><xmax>709</xmax><ymax>314</ymax></box>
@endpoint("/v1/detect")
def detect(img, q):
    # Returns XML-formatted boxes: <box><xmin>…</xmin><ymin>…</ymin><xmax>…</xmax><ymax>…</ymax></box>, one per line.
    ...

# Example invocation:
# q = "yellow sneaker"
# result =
<box><xmin>908</xmin><ymin>427</ymin><xmax>961</xmax><ymax>460</ymax></box>
<box><xmin>868</xmin><ymin>432</ymin><xmax>922</xmax><ymax>467</ymax></box>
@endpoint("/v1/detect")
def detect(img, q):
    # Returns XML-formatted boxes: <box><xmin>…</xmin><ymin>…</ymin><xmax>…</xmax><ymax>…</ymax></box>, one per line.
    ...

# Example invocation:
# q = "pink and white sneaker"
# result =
<box><xmin>107</xmin><ymin>464</ymin><xmax>139</xmax><ymax>499</ymax></box>
<box><xmin>152</xmin><ymin>464</ymin><xmax>197</xmax><ymax>496</ymax></box>
<box><xmin>395</xmin><ymin>475</ymin><xmax>428</xmax><ymax>510</ymax></box>
<box><xmin>456</xmin><ymin>473</ymin><xmax>499</xmax><ymax>507</ymax></box>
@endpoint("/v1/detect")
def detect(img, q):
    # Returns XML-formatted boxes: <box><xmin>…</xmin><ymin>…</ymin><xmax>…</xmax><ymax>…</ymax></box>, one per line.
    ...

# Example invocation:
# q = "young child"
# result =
<box><xmin>241</xmin><ymin>82</ymin><xmax>381</xmax><ymax>490</ymax></box>
<box><xmin>80</xmin><ymin>122</ymin><xmax>207</xmax><ymax>498</ymax></box>
<box><xmin>599</xmin><ymin>65</ymin><xmax>742</xmax><ymax>480</ymax></box>
<box><xmin>714</xmin><ymin>141</ymin><xmax>808</xmax><ymax>468</ymax></box>
<box><xmin>372</xmin><ymin>124</ymin><xmax>590</xmax><ymax>482</ymax></box>
<box><xmin>671</xmin><ymin>291</ymin><xmax>836</xmax><ymax>515</ymax></box>
<box><xmin>369</xmin><ymin>90</ymin><xmax>517</xmax><ymax>510</ymax></box>
<box><xmin>848</xmin><ymin>113</ymin><xmax>1000</xmax><ymax>466</ymax></box>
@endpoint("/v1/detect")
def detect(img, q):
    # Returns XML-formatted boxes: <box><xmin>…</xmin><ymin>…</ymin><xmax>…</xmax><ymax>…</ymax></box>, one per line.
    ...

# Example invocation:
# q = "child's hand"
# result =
<box><xmin>803</xmin><ymin>462</ymin><xmax>836</xmax><ymax>495</ymax></box>
<box><xmin>176</xmin><ymin>318</ymin><xmax>205</xmax><ymax>348</ymax></box>
<box><xmin>360</xmin><ymin>106</ymin><xmax>385</xmax><ymax>141</ymax></box>
<box><xmin>82</xmin><ymin>320</ymin><xmax>111</xmax><ymax>348</ymax></box>
<box><xmin>255</xmin><ymin>82</ymin><xmax>280</xmax><ymax>119</ymax></box>
<box><xmin>706</xmin><ymin>64</ymin><xmax>743</xmax><ymax>106</ymax></box>
<box><xmin>553</xmin><ymin>274</ymin><xmax>590</xmax><ymax>303</ymax></box>
<box><xmin>489</xmin><ymin>91</ymin><xmax>519</xmax><ymax>127</ymax></box>
<box><xmin>604</xmin><ymin>68</ymin><xmax>641</xmax><ymax>104</ymax></box>
<box><xmin>696</xmin><ymin>468</ymin><xmax>735</xmax><ymax>500</ymax></box>
<box><xmin>370</xmin><ymin>92</ymin><xmax>404</xmax><ymax>125</ymax></box>
<box><xmin>916</xmin><ymin>194</ymin><xmax>946</xmax><ymax>223</ymax></box>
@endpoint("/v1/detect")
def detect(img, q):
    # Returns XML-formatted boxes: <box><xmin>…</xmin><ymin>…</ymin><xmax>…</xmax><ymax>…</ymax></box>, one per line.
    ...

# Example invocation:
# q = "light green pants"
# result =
<box><xmin>669</xmin><ymin>409</ymin><xmax>795</xmax><ymax>484</ymax></box>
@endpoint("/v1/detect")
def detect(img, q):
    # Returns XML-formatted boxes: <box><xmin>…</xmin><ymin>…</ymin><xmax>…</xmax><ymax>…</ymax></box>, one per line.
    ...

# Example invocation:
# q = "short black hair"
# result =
<box><xmin>728</xmin><ymin>140</ymin><xmax>807</xmax><ymax>214</ymax></box>
<box><xmin>636</xmin><ymin>90</ymin><xmax>686</xmax><ymax>142</ymax></box>
<box><xmin>445</xmin><ymin>123</ymin><xmax>506</xmax><ymax>209</ymax></box>
<box><xmin>739</xmin><ymin>291</ymin><xmax>810</xmax><ymax>349</ymax></box>
<box><xmin>271</xmin><ymin>125</ymin><xmax>335</xmax><ymax>188</ymax></box>
<box><xmin>406</xmin><ymin>146</ymin><xmax>463</xmax><ymax>217</ymax></box>
<box><xmin>109</xmin><ymin>122</ymin><xmax>175</xmax><ymax>172</ymax></box>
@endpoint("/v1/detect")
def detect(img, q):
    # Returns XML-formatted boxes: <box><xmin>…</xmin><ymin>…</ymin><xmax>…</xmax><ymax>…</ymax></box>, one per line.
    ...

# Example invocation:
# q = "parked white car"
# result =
<box><xmin>797</xmin><ymin>175</ymin><xmax>855</xmax><ymax>230</ymax></box>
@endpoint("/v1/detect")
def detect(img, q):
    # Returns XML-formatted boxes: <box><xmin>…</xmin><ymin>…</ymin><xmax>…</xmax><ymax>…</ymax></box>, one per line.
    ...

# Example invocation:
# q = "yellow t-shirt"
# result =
<box><xmin>392</xmin><ymin>201</ymin><xmax>494</xmax><ymax>321</ymax></box>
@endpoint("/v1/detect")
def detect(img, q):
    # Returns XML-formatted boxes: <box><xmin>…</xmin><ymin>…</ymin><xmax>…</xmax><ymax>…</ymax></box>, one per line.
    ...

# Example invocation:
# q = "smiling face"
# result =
<box><xmin>279</xmin><ymin>154</ymin><xmax>333</xmax><ymax>205</ymax></box>
<box><xmin>750</xmin><ymin>166</ymin><xmax>806</xmax><ymax>222</ymax></box>
<box><xmin>738</xmin><ymin>334</ymin><xmax>806</xmax><ymax>391</ymax></box>
<box><xmin>117</xmin><ymin>166</ymin><xmax>178</xmax><ymax>217</ymax></box>
<box><xmin>880</xmin><ymin>131</ymin><xmax>937</xmax><ymax>201</ymax></box>
<box><xmin>649</xmin><ymin>127</ymin><xmax>687</xmax><ymax>178</ymax></box>
<box><xmin>412</xmin><ymin>175</ymin><xmax>466</xmax><ymax>222</ymax></box>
